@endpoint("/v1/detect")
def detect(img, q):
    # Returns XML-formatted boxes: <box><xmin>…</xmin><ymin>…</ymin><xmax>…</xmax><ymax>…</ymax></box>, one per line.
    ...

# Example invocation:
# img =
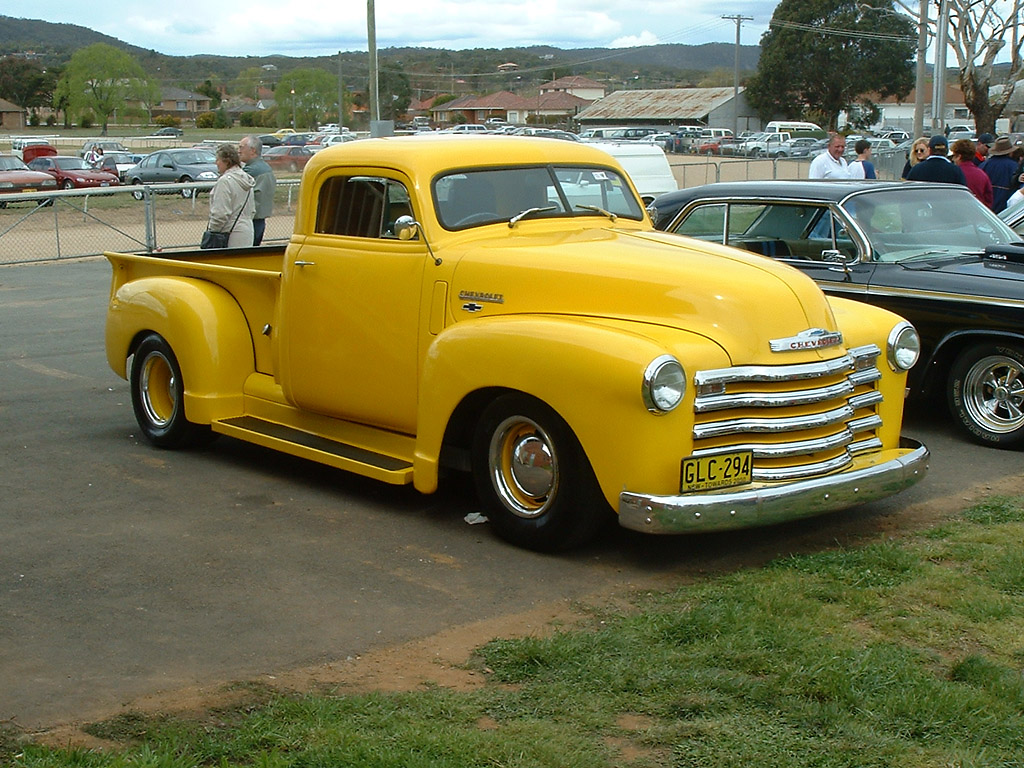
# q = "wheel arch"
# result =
<box><xmin>920</xmin><ymin>328</ymin><xmax>1024</xmax><ymax>400</ymax></box>
<box><xmin>412</xmin><ymin>315</ymin><xmax>721</xmax><ymax>504</ymax></box>
<box><xmin>107</xmin><ymin>276</ymin><xmax>255</xmax><ymax>424</ymax></box>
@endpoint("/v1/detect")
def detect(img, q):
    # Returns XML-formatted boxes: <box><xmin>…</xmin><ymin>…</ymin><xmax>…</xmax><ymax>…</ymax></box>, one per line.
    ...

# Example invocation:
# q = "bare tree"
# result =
<box><xmin>895</xmin><ymin>0</ymin><xmax>1023</xmax><ymax>133</ymax></box>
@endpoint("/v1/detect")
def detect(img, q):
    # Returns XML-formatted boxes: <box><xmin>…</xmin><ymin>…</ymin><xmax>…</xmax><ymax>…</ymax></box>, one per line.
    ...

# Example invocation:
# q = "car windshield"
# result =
<box><xmin>0</xmin><ymin>157</ymin><xmax>29</xmax><ymax>171</ymax></box>
<box><xmin>55</xmin><ymin>158</ymin><xmax>92</xmax><ymax>170</ymax></box>
<box><xmin>841</xmin><ymin>187</ymin><xmax>1020</xmax><ymax>262</ymax></box>
<box><xmin>433</xmin><ymin>165</ymin><xmax>645</xmax><ymax>230</ymax></box>
<box><xmin>174</xmin><ymin>151</ymin><xmax>215</xmax><ymax>165</ymax></box>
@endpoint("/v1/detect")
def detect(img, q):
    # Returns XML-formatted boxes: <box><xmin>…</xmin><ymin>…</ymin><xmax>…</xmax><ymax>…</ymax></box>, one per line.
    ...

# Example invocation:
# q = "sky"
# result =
<box><xmin>29</xmin><ymin>1</ymin><xmax>780</xmax><ymax>58</ymax></box>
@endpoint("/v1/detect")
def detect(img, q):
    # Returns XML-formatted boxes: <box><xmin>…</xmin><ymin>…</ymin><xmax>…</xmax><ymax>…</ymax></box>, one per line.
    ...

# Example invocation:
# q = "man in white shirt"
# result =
<box><xmin>808</xmin><ymin>134</ymin><xmax>851</xmax><ymax>179</ymax></box>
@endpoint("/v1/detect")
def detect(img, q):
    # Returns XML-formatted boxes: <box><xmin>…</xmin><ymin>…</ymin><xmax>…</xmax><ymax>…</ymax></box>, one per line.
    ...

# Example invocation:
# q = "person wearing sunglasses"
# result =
<box><xmin>901</xmin><ymin>137</ymin><xmax>929</xmax><ymax>179</ymax></box>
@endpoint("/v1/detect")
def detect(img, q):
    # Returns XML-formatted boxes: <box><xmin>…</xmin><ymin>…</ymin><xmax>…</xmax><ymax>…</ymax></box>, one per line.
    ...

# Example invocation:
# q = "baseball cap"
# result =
<box><xmin>977</xmin><ymin>133</ymin><xmax>995</xmax><ymax>146</ymax></box>
<box><xmin>928</xmin><ymin>134</ymin><xmax>948</xmax><ymax>150</ymax></box>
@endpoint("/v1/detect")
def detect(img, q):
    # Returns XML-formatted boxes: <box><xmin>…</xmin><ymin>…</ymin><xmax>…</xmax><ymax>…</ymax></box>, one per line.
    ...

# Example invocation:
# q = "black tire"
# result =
<box><xmin>288</xmin><ymin>162</ymin><xmax>299</xmax><ymax>173</ymax></box>
<box><xmin>471</xmin><ymin>394</ymin><xmax>609</xmax><ymax>551</ymax></box>
<box><xmin>131</xmin><ymin>182</ymin><xmax>144</xmax><ymax>201</ymax></box>
<box><xmin>948</xmin><ymin>342</ymin><xmax>1024</xmax><ymax>448</ymax></box>
<box><xmin>61</xmin><ymin>179</ymin><xmax>75</xmax><ymax>190</ymax></box>
<box><xmin>129</xmin><ymin>333</ymin><xmax>213</xmax><ymax>449</ymax></box>
<box><xmin>179</xmin><ymin>177</ymin><xmax>194</xmax><ymax>198</ymax></box>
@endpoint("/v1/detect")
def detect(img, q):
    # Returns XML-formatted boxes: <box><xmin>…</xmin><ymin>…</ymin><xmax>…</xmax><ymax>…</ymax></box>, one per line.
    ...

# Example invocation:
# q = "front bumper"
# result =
<box><xmin>618</xmin><ymin>438</ymin><xmax>929</xmax><ymax>534</ymax></box>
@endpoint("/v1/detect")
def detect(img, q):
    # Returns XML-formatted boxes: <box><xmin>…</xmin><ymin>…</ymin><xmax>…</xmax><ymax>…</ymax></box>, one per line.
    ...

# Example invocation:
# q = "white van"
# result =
<box><xmin>765</xmin><ymin>121</ymin><xmax>822</xmax><ymax>134</ymax></box>
<box><xmin>11</xmin><ymin>136</ymin><xmax>52</xmax><ymax>160</ymax></box>
<box><xmin>589</xmin><ymin>141</ymin><xmax>678</xmax><ymax>204</ymax></box>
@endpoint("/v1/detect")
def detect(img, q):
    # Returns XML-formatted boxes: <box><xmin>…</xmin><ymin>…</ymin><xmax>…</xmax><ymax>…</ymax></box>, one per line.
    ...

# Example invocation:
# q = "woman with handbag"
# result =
<box><xmin>204</xmin><ymin>143</ymin><xmax>256</xmax><ymax>248</ymax></box>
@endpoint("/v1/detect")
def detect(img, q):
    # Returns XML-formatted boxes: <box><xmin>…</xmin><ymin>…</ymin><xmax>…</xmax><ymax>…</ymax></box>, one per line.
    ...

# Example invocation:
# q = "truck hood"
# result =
<box><xmin>445</xmin><ymin>225</ymin><xmax>841</xmax><ymax>365</ymax></box>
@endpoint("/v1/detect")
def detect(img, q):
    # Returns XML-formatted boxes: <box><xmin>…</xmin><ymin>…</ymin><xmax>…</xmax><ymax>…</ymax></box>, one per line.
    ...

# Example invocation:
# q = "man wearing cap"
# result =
<box><xmin>906</xmin><ymin>135</ymin><xmax>967</xmax><ymax>186</ymax></box>
<box><xmin>980</xmin><ymin>136</ymin><xmax>1020</xmax><ymax>212</ymax></box>
<box><xmin>975</xmin><ymin>133</ymin><xmax>995</xmax><ymax>165</ymax></box>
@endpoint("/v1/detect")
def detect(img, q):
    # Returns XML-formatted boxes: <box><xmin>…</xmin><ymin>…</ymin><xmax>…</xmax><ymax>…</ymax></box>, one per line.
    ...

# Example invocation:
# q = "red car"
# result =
<box><xmin>263</xmin><ymin>145</ymin><xmax>313</xmax><ymax>172</ymax></box>
<box><xmin>27</xmin><ymin>155</ymin><xmax>120</xmax><ymax>189</ymax></box>
<box><xmin>0</xmin><ymin>155</ymin><xmax>58</xmax><ymax>205</ymax></box>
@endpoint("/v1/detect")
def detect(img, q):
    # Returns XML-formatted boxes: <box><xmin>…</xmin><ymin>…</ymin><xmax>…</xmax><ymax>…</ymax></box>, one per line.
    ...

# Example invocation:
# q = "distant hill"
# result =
<box><xmin>0</xmin><ymin>15</ymin><xmax>760</xmax><ymax>94</ymax></box>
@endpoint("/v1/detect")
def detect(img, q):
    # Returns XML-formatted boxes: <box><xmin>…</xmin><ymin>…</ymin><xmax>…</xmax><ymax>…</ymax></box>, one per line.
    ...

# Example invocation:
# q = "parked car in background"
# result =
<box><xmin>947</xmin><ymin>124</ymin><xmax>975</xmax><ymax>141</ymax></box>
<box><xmin>652</xmin><ymin>179</ymin><xmax>1024</xmax><ymax>447</ymax></box>
<box><xmin>774</xmin><ymin>137</ymin><xmax>823</xmax><ymax>158</ymax></box>
<box><xmin>282</xmin><ymin>132</ymin><xmax>317</xmax><ymax>146</ymax></box>
<box><xmin>668</xmin><ymin>126</ymin><xmax>703</xmax><ymax>153</ymax></box>
<box><xmin>96</xmin><ymin>151</ymin><xmax>139</xmax><ymax>181</ymax></box>
<box><xmin>257</xmin><ymin>134</ymin><xmax>284</xmax><ymax>148</ymax></box>
<box><xmin>998</xmin><ymin>199</ymin><xmax>1024</xmax><ymax>234</ymax></box>
<box><xmin>313</xmin><ymin>133</ymin><xmax>358</xmax><ymax>150</ymax></box>
<box><xmin>80</xmin><ymin>139</ymin><xmax>129</xmax><ymax>158</ymax></box>
<box><xmin>124</xmin><ymin>148</ymin><xmax>218</xmax><ymax>198</ymax></box>
<box><xmin>149</xmin><ymin>126</ymin><xmax>184</xmax><ymax>138</ymax></box>
<box><xmin>0</xmin><ymin>155</ymin><xmax>58</xmax><ymax>204</ymax></box>
<box><xmin>263</xmin><ymin>145</ymin><xmax>314</xmax><ymax>172</ymax></box>
<box><xmin>27</xmin><ymin>155</ymin><xmax>120</xmax><ymax>190</ymax></box>
<box><xmin>11</xmin><ymin>136</ymin><xmax>52</xmax><ymax>160</ymax></box>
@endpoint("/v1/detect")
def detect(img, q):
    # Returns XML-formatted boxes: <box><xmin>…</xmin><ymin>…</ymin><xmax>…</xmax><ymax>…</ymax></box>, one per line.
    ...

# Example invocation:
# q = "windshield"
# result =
<box><xmin>55</xmin><ymin>158</ymin><xmax>92</xmax><ymax>170</ymax></box>
<box><xmin>174</xmin><ymin>151</ymin><xmax>215</xmax><ymax>165</ymax></box>
<box><xmin>841</xmin><ymin>187</ymin><xmax>1020</xmax><ymax>262</ymax></box>
<box><xmin>0</xmin><ymin>157</ymin><xmax>29</xmax><ymax>171</ymax></box>
<box><xmin>434</xmin><ymin>165</ymin><xmax>644</xmax><ymax>230</ymax></box>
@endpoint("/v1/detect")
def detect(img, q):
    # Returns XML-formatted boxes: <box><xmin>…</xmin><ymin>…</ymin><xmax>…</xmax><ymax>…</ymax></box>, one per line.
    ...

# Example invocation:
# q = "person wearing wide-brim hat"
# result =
<box><xmin>980</xmin><ymin>136</ymin><xmax>1021</xmax><ymax>212</ymax></box>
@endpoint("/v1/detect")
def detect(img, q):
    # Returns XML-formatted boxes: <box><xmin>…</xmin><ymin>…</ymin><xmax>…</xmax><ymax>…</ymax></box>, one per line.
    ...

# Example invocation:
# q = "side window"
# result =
<box><xmin>315</xmin><ymin>176</ymin><xmax>415</xmax><ymax>239</ymax></box>
<box><xmin>672</xmin><ymin>203</ymin><xmax>726</xmax><ymax>242</ymax></box>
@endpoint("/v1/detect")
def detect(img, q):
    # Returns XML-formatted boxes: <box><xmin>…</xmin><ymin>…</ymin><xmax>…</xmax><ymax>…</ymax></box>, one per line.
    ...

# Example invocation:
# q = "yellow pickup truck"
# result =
<box><xmin>104</xmin><ymin>135</ymin><xmax>929</xmax><ymax>551</ymax></box>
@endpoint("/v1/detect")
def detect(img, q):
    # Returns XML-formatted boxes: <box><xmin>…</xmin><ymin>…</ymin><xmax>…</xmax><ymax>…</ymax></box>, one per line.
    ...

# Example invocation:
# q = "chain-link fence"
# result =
<box><xmin>0</xmin><ymin>179</ymin><xmax>301</xmax><ymax>265</ymax></box>
<box><xmin>4</xmin><ymin>153</ymin><xmax>917</xmax><ymax>266</ymax></box>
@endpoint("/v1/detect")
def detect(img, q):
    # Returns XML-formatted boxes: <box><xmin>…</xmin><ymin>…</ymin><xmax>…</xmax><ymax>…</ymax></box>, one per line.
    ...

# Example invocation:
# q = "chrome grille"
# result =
<box><xmin>691</xmin><ymin>345</ymin><xmax>884</xmax><ymax>482</ymax></box>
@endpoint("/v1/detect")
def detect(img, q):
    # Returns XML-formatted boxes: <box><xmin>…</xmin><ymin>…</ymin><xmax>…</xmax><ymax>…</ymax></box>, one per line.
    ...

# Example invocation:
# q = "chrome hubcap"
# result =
<box><xmin>140</xmin><ymin>352</ymin><xmax>176</xmax><ymax>428</ymax></box>
<box><xmin>488</xmin><ymin>416</ymin><xmax>558</xmax><ymax>519</ymax></box>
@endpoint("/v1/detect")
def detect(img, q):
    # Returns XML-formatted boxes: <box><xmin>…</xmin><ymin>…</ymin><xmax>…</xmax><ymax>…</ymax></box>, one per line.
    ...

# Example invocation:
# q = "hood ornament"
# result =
<box><xmin>770</xmin><ymin>328</ymin><xmax>843</xmax><ymax>352</ymax></box>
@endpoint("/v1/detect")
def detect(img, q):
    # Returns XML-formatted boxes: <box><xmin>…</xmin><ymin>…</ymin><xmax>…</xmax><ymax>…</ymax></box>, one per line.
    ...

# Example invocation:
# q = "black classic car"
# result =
<box><xmin>650</xmin><ymin>180</ymin><xmax>1024</xmax><ymax>448</ymax></box>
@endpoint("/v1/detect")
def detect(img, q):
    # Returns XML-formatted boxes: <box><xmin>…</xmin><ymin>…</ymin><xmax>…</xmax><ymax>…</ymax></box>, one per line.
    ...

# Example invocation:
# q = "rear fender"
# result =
<box><xmin>106</xmin><ymin>276</ymin><xmax>255</xmax><ymax>424</ymax></box>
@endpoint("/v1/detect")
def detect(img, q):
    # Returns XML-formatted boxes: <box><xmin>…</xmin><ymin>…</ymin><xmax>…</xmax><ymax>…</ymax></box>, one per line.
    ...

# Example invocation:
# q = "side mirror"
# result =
<box><xmin>394</xmin><ymin>215</ymin><xmax>420</xmax><ymax>241</ymax></box>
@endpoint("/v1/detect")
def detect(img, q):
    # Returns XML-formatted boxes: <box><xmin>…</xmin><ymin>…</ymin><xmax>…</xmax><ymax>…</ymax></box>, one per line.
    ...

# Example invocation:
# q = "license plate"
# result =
<box><xmin>681</xmin><ymin>451</ymin><xmax>753</xmax><ymax>493</ymax></box>
<box><xmin>101</xmin><ymin>182</ymin><xmax>109</xmax><ymax>187</ymax></box>
<box><xmin>23</xmin><ymin>188</ymin><xmax>36</xmax><ymax>193</ymax></box>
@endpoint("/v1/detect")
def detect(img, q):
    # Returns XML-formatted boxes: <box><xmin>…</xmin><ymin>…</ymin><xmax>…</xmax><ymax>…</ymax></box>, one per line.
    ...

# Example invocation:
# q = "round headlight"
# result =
<box><xmin>887</xmin><ymin>321</ymin><xmax>920</xmax><ymax>371</ymax></box>
<box><xmin>643</xmin><ymin>355</ymin><xmax>686</xmax><ymax>413</ymax></box>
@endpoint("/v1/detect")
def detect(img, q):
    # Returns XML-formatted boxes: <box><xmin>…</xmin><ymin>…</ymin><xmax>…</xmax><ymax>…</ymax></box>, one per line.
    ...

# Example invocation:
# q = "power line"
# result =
<box><xmin>769</xmin><ymin>18</ymin><xmax>917</xmax><ymax>44</ymax></box>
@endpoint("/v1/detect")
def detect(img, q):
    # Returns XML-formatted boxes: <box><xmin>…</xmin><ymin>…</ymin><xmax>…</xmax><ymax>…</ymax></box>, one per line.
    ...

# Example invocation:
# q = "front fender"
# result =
<box><xmin>106</xmin><ymin>276</ymin><xmax>255</xmax><ymax>424</ymax></box>
<box><xmin>413</xmin><ymin>315</ymin><xmax>730</xmax><ymax>503</ymax></box>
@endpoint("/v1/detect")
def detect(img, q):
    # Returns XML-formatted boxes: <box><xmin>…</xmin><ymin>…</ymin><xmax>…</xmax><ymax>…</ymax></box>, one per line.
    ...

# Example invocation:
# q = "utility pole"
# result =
<box><xmin>722</xmin><ymin>14</ymin><xmax>752</xmax><ymax>137</ymax></box>
<box><xmin>367</xmin><ymin>0</ymin><xmax>380</xmax><ymax>127</ymax></box>
<box><xmin>337</xmin><ymin>51</ymin><xmax>345</xmax><ymax>130</ymax></box>
<box><xmin>913</xmin><ymin>0</ymin><xmax>927</xmax><ymax>138</ymax></box>
<box><xmin>931</xmin><ymin>0</ymin><xmax>949</xmax><ymax>135</ymax></box>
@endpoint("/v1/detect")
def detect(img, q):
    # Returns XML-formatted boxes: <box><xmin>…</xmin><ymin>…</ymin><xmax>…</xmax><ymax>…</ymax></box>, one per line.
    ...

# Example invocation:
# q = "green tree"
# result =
<box><xmin>745</xmin><ymin>0</ymin><xmax>915</xmax><ymax>129</ymax></box>
<box><xmin>195</xmin><ymin>78</ymin><xmax>222</xmax><ymax>108</ymax></box>
<box><xmin>0</xmin><ymin>58</ymin><xmax>51</xmax><ymax>109</ymax></box>
<box><xmin>378</xmin><ymin>67</ymin><xmax>412</xmax><ymax>121</ymax></box>
<box><xmin>277</xmin><ymin>68</ymin><xmax>338</xmax><ymax>129</ymax></box>
<box><xmin>59</xmin><ymin>43</ymin><xmax>150</xmax><ymax>135</ymax></box>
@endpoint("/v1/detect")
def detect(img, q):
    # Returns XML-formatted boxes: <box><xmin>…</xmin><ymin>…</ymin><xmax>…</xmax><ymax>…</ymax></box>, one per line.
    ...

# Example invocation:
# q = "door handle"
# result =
<box><xmin>294</xmin><ymin>260</ymin><xmax>316</xmax><ymax>267</ymax></box>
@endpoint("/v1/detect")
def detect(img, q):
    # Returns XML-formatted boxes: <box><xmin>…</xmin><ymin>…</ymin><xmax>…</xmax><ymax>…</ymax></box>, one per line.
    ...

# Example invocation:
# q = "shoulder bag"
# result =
<box><xmin>201</xmin><ymin>189</ymin><xmax>252</xmax><ymax>249</ymax></box>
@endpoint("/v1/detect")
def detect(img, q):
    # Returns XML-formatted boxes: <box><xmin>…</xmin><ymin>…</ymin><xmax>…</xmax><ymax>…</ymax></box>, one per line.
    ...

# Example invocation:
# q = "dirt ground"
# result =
<box><xmin>24</xmin><ymin>463</ymin><xmax>1024</xmax><ymax>752</ymax></box>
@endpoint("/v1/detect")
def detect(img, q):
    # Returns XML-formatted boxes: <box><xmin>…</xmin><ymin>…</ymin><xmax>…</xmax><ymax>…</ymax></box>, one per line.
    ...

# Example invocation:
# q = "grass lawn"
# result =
<box><xmin>5</xmin><ymin>496</ymin><xmax>1024</xmax><ymax>767</ymax></box>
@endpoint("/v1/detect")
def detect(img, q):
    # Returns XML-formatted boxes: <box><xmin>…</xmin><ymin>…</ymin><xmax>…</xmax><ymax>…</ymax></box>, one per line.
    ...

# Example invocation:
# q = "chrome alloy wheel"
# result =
<box><xmin>488</xmin><ymin>415</ymin><xmax>559</xmax><ymax>519</ymax></box>
<box><xmin>962</xmin><ymin>353</ymin><xmax>1024</xmax><ymax>434</ymax></box>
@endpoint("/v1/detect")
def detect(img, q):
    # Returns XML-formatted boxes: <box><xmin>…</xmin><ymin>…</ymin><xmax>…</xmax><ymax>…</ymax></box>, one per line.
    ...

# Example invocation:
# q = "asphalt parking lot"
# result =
<box><xmin>3</xmin><ymin>257</ymin><xmax>1022</xmax><ymax>732</ymax></box>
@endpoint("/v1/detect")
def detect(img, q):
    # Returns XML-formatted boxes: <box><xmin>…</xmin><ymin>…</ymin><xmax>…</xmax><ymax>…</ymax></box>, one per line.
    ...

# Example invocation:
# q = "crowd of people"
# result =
<box><xmin>808</xmin><ymin>130</ymin><xmax>1024</xmax><ymax>213</ymax></box>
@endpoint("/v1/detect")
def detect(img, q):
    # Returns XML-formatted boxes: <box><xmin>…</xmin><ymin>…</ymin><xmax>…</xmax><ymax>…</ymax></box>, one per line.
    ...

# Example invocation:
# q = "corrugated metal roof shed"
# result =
<box><xmin>576</xmin><ymin>87</ymin><xmax>741</xmax><ymax>122</ymax></box>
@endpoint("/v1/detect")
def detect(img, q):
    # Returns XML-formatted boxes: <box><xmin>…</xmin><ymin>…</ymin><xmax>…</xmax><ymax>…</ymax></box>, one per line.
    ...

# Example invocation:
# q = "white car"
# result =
<box><xmin>312</xmin><ymin>133</ymin><xmax>358</xmax><ymax>151</ymax></box>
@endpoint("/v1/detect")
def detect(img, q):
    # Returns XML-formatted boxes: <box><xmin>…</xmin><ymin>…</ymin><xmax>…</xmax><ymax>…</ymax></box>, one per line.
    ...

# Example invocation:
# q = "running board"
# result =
<box><xmin>213</xmin><ymin>415</ymin><xmax>414</xmax><ymax>485</ymax></box>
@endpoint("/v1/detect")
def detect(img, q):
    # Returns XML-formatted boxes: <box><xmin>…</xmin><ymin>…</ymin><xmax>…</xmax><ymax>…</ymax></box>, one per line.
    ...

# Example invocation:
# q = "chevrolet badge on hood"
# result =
<box><xmin>769</xmin><ymin>328</ymin><xmax>843</xmax><ymax>352</ymax></box>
